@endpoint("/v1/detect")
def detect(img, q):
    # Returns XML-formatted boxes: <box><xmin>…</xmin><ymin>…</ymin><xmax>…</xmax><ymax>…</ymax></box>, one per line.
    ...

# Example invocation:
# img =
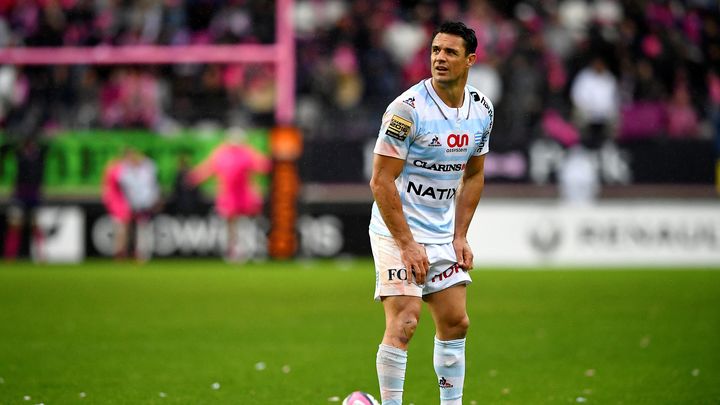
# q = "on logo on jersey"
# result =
<box><xmin>446</xmin><ymin>133</ymin><xmax>469</xmax><ymax>153</ymax></box>
<box><xmin>447</xmin><ymin>133</ymin><xmax>469</xmax><ymax>148</ymax></box>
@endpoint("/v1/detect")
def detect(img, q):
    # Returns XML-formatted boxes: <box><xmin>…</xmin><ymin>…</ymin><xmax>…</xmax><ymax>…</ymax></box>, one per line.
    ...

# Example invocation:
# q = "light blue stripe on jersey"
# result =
<box><xmin>397</xmin><ymin>201</ymin><xmax>449</xmax><ymax>213</ymax></box>
<box><xmin>407</xmin><ymin>214</ymin><xmax>452</xmax><ymax>235</ymax></box>
<box><xmin>404</xmin><ymin>168</ymin><xmax>461</xmax><ymax>181</ymax></box>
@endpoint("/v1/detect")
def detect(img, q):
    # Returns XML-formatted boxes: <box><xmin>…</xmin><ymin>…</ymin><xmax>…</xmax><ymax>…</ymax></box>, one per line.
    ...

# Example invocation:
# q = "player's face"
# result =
<box><xmin>430</xmin><ymin>33</ymin><xmax>475</xmax><ymax>85</ymax></box>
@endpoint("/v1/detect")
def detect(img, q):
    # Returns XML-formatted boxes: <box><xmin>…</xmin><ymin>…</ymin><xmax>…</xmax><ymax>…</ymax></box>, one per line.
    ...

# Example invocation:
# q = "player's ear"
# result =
<box><xmin>467</xmin><ymin>53</ymin><xmax>477</xmax><ymax>67</ymax></box>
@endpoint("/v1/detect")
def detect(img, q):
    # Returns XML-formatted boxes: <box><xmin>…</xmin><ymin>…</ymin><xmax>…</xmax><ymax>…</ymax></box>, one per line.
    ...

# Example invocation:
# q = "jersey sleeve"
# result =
<box><xmin>473</xmin><ymin>96</ymin><xmax>494</xmax><ymax>156</ymax></box>
<box><xmin>373</xmin><ymin>99</ymin><xmax>417</xmax><ymax>160</ymax></box>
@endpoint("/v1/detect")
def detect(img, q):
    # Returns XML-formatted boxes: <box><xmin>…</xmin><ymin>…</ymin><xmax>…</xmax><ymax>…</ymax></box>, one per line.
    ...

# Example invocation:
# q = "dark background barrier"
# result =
<box><xmin>0</xmin><ymin>201</ymin><xmax>372</xmax><ymax>260</ymax></box>
<box><xmin>299</xmin><ymin>138</ymin><xmax>717</xmax><ymax>185</ymax></box>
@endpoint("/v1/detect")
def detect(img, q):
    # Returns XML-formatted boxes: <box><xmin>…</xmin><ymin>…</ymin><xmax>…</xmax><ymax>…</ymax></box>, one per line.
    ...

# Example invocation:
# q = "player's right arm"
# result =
<box><xmin>370</xmin><ymin>154</ymin><xmax>429</xmax><ymax>285</ymax></box>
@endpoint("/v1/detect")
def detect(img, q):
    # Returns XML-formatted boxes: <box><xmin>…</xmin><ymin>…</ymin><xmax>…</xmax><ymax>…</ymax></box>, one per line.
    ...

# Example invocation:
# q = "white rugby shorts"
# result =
<box><xmin>370</xmin><ymin>231</ymin><xmax>472</xmax><ymax>301</ymax></box>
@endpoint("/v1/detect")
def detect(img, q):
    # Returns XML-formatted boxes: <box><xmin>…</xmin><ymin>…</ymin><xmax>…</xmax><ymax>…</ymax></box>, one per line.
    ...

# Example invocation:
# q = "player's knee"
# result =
<box><xmin>388</xmin><ymin>312</ymin><xmax>420</xmax><ymax>345</ymax></box>
<box><xmin>397</xmin><ymin>314</ymin><xmax>419</xmax><ymax>339</ymax></box>
<box><xmin>457</xmin><ymin>314</ymin><xmax>470</xmax><ymax>334</ymax></box>
<box><xmin>444</xmin><ymin>313</ymin><xmax>469</xmax><ymax>338</ymax></box>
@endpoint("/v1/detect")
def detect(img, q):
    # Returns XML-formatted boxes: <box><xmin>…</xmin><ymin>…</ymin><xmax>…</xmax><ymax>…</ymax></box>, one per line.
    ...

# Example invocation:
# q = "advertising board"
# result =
<box><xmin>469</xmin><ymin>201</ymin><xmax>720</xmax><ymax>267</ymax></box>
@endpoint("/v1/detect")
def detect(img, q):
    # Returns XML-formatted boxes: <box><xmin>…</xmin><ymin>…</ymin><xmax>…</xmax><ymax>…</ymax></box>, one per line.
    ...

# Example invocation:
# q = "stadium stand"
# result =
<box><xmin>0</xmin><ymin>0</ymin><xmax>718</xmax><ymax>193</ymax></box>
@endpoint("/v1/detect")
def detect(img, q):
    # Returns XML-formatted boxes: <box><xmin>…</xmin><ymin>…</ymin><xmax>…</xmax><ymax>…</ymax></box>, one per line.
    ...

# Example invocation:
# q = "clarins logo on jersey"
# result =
<box><xmin>407</xmin><ymin>180</ymin><xmax>457</xmax><ymax>200</ymax></box>
<box><xmin>413</xmin><ymin>160</ymin><xmax>466</xmax><ymax>172</ymax></box>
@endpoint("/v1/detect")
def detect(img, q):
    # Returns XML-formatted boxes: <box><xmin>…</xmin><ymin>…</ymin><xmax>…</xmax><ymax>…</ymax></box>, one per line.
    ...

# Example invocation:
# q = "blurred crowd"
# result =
<box><xmin>293</xmin><ymin>0</ymin><xmax>720</xmax><ymax>151</ymax></box>
<box><xmin>0</xmin><ymin>0</ymin><xmax>278</xmax><ymax>134</ymax></box>
<box><xmin>1</xmin><ymin>0</ymin><xmax>719</xmax><ymax>151</ymax></box>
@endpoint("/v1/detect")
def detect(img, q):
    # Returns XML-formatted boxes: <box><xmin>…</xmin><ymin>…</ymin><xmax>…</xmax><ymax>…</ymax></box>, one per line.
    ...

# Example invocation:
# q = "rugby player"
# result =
<box><xmin>369</xmin><ymin>21</ymin><xmax>493</xmax><ymax>405</ymax></box>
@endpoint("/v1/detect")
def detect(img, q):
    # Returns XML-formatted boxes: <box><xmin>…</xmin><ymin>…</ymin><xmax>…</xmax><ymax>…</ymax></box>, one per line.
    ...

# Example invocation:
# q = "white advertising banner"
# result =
<box><xmin>468</xmin><ymin>200</ymin><xmax>720</xmax><ymax>267</ymax></box>
<box><xmin>32</xmin><ymin>206</ymin><xmax>85</xmax><ymax>263</ymax></box>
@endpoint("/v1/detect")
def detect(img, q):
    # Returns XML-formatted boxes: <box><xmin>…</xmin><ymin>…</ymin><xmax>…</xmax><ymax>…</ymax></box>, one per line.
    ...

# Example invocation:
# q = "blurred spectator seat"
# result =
<box><xmin>618</xmin><ymin>101</ymin><xmax>665</xmax><ymax>141</ymax></box>
<box><xmin>542</xmin><ymin>109</ymin><xmax>579</xmax><ymax>147</ymax></box>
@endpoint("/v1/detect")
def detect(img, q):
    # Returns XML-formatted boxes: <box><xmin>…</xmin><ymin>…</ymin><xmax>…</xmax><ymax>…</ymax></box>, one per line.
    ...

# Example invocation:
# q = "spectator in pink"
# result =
<box><xmin>190</xmin><ymin>128</ymin><xmax>270</xmax><ymax>261</ymax></box>
<box><xmin>101</xmin><ymin>154</ymin><xmax>132</xmax><ymax>259</ymax></box>
<box><xmin>101</xmin><ymin>147</ymin><xmax>160</xmax><ymax>261</ymax></box>
<box><xmin>666</xmin><ymin>74</ymin><xmax>699</xmax><ymax>139</ymax></box>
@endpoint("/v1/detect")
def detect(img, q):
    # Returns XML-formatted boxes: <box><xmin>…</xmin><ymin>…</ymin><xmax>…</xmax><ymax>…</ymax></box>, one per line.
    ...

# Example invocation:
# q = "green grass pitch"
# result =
<box><xmin>1</xmin><ymin>259</ymin><xmax>719</xmax><ymax>404</ymax></box>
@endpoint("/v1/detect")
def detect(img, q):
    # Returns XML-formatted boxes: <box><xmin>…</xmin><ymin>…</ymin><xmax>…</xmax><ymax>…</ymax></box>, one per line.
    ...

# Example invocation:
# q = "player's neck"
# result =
<box><xmin>430</xmin><ymin>78</ymin><xmax>466</xmax><ymax>108</ymax></box>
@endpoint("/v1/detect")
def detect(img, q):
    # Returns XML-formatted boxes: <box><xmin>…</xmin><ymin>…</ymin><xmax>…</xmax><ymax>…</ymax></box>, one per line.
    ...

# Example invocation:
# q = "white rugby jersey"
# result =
<box><xmin>119</xmin><ymin>159</ymin><xmax>160</xmax><ymax>211</ymax></box>
<box><xmin>370</xmin><ymin>78</ymin><xmax>494</xmax><ymax>244</ymax></box>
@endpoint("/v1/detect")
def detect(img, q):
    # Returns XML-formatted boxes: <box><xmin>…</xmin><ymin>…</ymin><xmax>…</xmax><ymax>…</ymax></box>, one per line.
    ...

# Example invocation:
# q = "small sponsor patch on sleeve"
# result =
<box><xmin>385</xmin><ymin>115</ymin><xmax>412</xmax><ymax>141</ymax></box>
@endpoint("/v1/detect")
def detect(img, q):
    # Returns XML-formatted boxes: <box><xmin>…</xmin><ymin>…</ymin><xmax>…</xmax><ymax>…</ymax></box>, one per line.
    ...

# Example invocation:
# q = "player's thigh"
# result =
<box><xmin>425</xmin><ymin>284</ymin><xmax>468</xmax><ymax>331</ymax></box>
<box><xmin>382</xmin><ymin>295</ymin><xmax>423</xmax><ymax>324</ymax></box>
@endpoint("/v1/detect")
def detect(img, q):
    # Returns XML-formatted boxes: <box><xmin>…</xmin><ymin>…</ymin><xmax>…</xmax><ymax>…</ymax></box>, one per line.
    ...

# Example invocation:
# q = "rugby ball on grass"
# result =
<box><xmin>342</xmin><ymin>391</ymin><xmax>379</xmax><ymax>405</ymax></box>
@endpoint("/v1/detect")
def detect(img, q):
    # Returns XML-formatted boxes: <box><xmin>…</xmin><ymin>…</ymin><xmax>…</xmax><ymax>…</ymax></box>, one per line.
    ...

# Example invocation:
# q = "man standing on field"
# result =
<box><xmin>369</xmin><ymin>21</ymin><xmax>493</xmax><ymax>405</ymax></box>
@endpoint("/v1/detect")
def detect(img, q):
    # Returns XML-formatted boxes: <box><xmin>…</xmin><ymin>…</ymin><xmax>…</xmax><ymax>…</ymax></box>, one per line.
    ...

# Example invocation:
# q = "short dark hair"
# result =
<box><xmin>432</xmin><ymin>21</ymin><xmax>478</xmax><ymax>56</ymax></box>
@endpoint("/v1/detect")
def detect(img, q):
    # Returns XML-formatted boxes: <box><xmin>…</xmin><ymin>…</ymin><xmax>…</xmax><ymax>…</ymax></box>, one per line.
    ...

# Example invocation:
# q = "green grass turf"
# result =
<box><xmin>0</xmin><ymin>259</ymin><xmax>719</xmax><ymax>404</ymax></box>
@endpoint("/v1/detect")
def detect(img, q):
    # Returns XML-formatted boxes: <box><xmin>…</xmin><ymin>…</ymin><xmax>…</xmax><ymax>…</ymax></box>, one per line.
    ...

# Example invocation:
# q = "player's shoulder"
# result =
<box><xmin>386</xmin><ymin>80</ymin><xmax>431</xmax><ymax>115</ymax></box>
<box><xmin>466</xmin><ymin>85</ymin><xmax>494</xmax><ymax>112</ymax></box>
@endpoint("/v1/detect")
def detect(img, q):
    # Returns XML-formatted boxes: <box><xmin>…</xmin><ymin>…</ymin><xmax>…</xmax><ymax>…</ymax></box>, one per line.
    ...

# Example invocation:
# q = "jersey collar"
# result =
<box><xmin>424</xmin><ymin>78</ymin><xmax>471</xmax><ymax>121</ymax></box>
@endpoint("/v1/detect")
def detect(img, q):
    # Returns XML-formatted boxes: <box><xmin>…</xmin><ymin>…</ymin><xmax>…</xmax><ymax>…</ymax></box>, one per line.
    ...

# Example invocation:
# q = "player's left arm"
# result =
<box><xmin>453</xmin><ymin>154</ymin><xmax>486</xmax><ymax>270</ymax></box>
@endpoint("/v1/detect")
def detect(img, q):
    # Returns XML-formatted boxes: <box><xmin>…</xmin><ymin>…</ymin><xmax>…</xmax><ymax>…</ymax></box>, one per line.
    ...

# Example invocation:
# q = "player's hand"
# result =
<box><xmin>400</xmin><ymin>241</ymin><xmax>429</xmax><ymax>286</ymax></box>
<box><xmin>453</xmin><ymin>237</ymin><xmax>474</xmax><ymax>271</ymax></box>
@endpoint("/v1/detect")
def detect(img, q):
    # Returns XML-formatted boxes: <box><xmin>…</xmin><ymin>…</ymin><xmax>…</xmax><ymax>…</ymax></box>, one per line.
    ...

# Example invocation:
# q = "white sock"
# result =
<box><xmin>434</xmin><ymin>337</ymin><xmax>466</xmax><ymax>405</ymax></box>
<box><xmin>376</xmin><ymin>344</ymin><xmax>407</xmax><ymax>405</ymax></box>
